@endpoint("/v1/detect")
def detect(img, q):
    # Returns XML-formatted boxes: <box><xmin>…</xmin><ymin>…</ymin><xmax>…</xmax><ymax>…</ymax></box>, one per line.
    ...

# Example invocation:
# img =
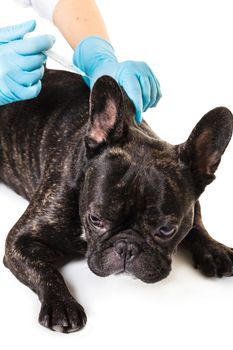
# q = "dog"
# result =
<box><xmin>0</xmin><ymin>69</ymin><xmax>232</xmax><ymax>333</ymax></box>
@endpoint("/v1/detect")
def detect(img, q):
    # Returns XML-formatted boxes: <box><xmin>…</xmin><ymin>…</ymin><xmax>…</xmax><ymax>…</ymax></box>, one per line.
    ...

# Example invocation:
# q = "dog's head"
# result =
<box><xmin>79</xmin><ymin>76</ymin><xmax>233</xmax><ymax>283</ymax></box>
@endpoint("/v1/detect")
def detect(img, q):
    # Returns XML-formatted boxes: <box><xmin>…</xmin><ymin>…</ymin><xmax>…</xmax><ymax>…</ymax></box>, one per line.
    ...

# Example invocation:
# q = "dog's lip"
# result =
<box><xmin>87</xmin><ymin>260</ymin><xmax>110</xmax><ymax>277</ymax></box>
<box><xmin>87</xmin><ymin>254</ymin><xmax>125</xmax><ymax>277</ymax></box>
<box><xmin>88</xmin><ymin>254</ymin><xmax>171</xmax><ymax>283</ymax></box>
<box><xmin>125</xmin><ymin>261</ymin><xmax>172</xmax><ymax>283</ymax></box>
<box><xmin>137</xmin><ymin>274</ymin><xmax>167</xmax><ymax>284</ymax></box>
<box><xmin>92</xmin><ymin>267</ymin><xmax>169</xmax><ymax>283</ymax></box>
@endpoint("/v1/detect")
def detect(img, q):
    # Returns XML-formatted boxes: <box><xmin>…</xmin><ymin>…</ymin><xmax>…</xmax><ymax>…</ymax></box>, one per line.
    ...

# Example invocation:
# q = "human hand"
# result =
<box><xmin>0</xmin><ymin>20</ymin><xmax>55</xmax><ymax>105</ymax></box>
<box><xmin>73</xmin><ymin>36</ymin><xmax>161</xmax><ymax>125</ymax></box>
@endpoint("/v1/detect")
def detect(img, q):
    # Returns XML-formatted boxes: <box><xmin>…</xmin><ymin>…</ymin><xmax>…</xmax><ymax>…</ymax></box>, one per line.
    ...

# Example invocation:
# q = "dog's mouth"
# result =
<box><xmin>87</xmin><ymin>240</ymin><xmax>171</xmax><ymax>284</ymax></box>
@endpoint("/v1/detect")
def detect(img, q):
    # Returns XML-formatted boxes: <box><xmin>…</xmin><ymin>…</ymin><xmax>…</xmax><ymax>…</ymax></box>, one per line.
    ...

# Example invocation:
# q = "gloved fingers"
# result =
<box><xmin>147</xmin><ymin>74</ymin><xmax>158</xmax><ymax>108</ymax></box>
<box><xmin>4</xmin><ymin>75</ymin><xmax>42</xmax><ymax>101</ymax></box>
<box><xmin>8</xmin><ymin>66</ymin><xmax>45</xmax><ymax>87</ymax></box>
<box><xmin>14</xmin><ymin>52</ymin><xmax>47</xmax><ymax>71</ymax></box>
<box><xmin>0</xmin><ymin>90</ymin><xmax>15</xmax><ymax>105</ymax></box>
<box><xmin>120</xmin><ymin>73</ymin><xmax>143</xmax><ymax>125</ymax></box>
<box><xmin>148</xmin><ymin>68</ymin><xmax>162</xmax><ymax>107</ymax></box>
<box><xmin>9</xmin><ymin>35</ymin><xmax>55</xmax><ymax>55</ymax></box>
<box><xmin>0</xmin><ymin>20</ymin><xmax>36</xmax><ymax>44</ymax></box>
<box><xmin>138</xmin><ymin>75</ymin><xmax>152</xmax><ymax>112</ymax></box>
<box><xmin>137</xmin><ymin>63</ymin><xmax>161</xmax><ymax>110</ymax></box>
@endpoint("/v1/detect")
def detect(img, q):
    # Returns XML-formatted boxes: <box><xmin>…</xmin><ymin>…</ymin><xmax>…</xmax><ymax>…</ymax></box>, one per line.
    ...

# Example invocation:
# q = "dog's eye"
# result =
<box><xmin>88</xmin><ymin>213</ymin><xmax>104</xmax><ymax>229</ymax></box>
<box><xmin>157</xmin><ymin>225</ymin><xmax>177</xmax><ymax>237</ymax></box>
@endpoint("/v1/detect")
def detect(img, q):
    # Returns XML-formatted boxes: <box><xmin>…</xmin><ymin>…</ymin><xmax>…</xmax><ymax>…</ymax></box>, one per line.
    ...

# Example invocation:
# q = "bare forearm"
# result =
<box><xmin>53</xmin><ymin>0</ymin><xmax>110</xmax><ymax>48</ymax></box>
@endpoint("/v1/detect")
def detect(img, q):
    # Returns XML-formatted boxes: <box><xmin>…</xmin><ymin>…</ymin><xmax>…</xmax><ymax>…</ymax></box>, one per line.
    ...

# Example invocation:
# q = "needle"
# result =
<box><xmin>45</xmin><ymin>49</ymin><xmax>93</xmax><ymax>80</ymax></box>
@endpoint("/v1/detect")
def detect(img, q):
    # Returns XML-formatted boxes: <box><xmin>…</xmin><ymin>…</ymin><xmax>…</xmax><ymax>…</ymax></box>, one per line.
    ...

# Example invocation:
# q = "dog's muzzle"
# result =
<box><xmin>87</xmin><ymin>230</ymin><xmax>172</xmax><ymax>283</ymax></box>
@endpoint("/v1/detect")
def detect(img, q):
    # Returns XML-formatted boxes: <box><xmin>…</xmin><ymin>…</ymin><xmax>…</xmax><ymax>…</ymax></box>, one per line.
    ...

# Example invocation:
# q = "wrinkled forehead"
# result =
<box><xmin>84</xmin><ymin>147</ymin><xmax>186</xmax><ymax>218</ymax></box>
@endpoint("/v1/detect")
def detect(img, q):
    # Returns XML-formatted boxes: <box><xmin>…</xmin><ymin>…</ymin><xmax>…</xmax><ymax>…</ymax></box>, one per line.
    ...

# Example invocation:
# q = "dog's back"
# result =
<box><xmin>0</xmin><ymin>69</ymin><xmax>90</xmax><ymax>199</ymax></box>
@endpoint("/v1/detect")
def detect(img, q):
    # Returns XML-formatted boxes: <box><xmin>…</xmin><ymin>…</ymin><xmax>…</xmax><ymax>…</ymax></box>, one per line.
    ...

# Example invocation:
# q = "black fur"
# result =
<box><xmin>0</xmin><ymin>69</ymin><xmax>232</xmax><ymax>333</ymax></box>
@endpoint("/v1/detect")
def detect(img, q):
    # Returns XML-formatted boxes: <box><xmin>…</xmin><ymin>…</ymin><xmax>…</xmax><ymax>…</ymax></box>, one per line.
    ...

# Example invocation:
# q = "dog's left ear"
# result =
<box><xmin>178</xmin><ymin>107</ymin><xmax>233</xmax><ymax>196</ymax></box>
<box><xmin>85</xmin><ymin>75</ymin><xmax>125</xmax><ymax>150</ymax></box>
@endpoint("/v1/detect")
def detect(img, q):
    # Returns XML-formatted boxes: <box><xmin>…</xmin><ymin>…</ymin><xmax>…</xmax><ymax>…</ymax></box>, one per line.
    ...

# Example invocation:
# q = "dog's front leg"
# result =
<box><xmin>4</xmin><ymin>182</ymin><xmax>87</xmax><ymax>333</ymax></box>
<box><xmin>184</xmin><ymin>201</ymin><xmax>233</xmax><ymax>277</ymax></box>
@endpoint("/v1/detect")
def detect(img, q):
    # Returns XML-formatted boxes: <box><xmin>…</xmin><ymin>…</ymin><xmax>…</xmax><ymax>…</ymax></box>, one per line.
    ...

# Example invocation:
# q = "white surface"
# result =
<box><xmin>0</xmin><ymin>0</ymin><xmax>233</xmax><ymax>349</ymax></box>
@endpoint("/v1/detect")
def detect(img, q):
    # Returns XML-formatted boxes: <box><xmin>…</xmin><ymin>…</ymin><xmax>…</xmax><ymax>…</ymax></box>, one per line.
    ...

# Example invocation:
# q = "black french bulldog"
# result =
<box><xmin>0</xmin><ymin>69</ymin><xmax>233</xmax><ymax>333</ymax></box>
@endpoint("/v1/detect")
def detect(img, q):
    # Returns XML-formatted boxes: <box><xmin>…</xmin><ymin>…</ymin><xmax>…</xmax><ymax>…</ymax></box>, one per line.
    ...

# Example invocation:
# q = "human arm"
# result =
<box><xmin>15</xmin><ymin>0</ymin><xmax>110</xmax><ymax>45</ymax></box>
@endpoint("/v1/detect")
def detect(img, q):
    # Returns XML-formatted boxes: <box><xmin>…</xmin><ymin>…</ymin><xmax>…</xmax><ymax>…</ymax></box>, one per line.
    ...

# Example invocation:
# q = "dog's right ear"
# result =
<box><xmin>178</xmin><ymin>107</ymin><xmax>233</xmax><ymax>196</ymax></box>
<box><xmin>85</xmin><ymin>75</ymin><xmax>125</xmax><ymax>151</ymax></box>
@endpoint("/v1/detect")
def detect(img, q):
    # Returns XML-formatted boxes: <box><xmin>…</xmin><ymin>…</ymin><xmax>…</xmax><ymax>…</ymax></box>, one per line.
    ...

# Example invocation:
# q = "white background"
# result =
<box><xmin>0</xmin><ymin>0</ymin><xmax>233</xmax><ymax>349</ymax></box>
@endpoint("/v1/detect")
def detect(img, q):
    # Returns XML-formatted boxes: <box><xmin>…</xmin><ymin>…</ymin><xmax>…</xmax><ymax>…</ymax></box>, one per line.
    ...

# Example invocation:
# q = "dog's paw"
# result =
<box><xmin>39</xmin><ymin>296</ymin><xmax>87</xmax><ymax>333</ymax></box>
<box><xmin>193</xmin><ymin>240</ymin><xmax>233</xmax><ymax>278</ymax></box>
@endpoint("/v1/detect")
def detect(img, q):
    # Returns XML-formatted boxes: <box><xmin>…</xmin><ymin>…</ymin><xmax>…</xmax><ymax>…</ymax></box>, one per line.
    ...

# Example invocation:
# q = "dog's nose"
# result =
<box><xmin>114</xmin><ymin>240</ymin><xmax>140</xmax><ymax>262</ymax></box>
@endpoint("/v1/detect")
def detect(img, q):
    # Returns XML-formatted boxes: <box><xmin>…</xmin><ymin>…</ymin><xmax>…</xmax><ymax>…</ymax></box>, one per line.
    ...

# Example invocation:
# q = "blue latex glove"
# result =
<box><xmin>73</xmin><ymin>36</ymin><xmax>161</xmax><ymax>125</ymax></box>
<box><xmin>0</xmin><ymin>20</ymin><xmax>55</xmax><ymax>105</ymax></box>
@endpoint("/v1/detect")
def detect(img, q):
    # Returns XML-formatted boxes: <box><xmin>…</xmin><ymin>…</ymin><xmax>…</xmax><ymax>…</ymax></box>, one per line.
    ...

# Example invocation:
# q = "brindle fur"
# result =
<box><xmin>0</xmin><ymin>69</ymin><xmax>232</xmax><ymax>333</ymax></box>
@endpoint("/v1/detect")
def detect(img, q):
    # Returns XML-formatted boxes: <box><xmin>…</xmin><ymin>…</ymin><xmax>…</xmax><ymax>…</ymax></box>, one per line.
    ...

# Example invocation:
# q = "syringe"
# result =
<box><xmin>45</xmin><ymin>49</ymin><xmax>93</xmax><ymax>79</ymax></box>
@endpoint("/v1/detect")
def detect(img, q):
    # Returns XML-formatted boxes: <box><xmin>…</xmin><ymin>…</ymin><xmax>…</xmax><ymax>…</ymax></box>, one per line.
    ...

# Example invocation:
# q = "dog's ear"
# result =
<box><xmin>85</xmin><ymin>75</ymin><xmax>125</xmax><ymax>151</ymax></box>
<box><xmin>178</xmin><ymin>107</ymin><xmax>233</xmax><ymax>196</ymax></box>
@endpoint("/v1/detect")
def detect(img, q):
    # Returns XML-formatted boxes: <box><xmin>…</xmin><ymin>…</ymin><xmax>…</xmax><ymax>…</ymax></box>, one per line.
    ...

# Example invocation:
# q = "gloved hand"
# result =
<box><xmin>73</xmin><ymin>36</ymin><xmax>161</xmax><ymax>125</ymax></box>
<box><xmin>0</xmin><ymin>20</ymin><xmax>55</xmax><ymax>105</ymax></box>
